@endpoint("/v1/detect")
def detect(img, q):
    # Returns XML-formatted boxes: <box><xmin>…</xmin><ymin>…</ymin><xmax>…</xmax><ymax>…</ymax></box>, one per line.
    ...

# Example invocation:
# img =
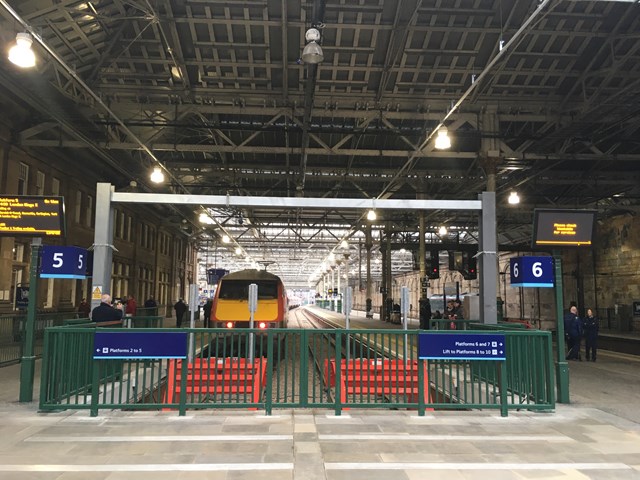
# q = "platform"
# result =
<box><xmin>0</xmin><ymin>347</ymin><xmax>639</xmax><ymax>479</ymax></box>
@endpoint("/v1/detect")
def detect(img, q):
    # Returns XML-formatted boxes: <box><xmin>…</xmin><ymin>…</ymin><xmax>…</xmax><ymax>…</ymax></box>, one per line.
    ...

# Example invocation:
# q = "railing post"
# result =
<box><xmin>499</xmin><ymin>360</ymin><xmax>508</xmax><ymax>417</ymax></box>
<box><xmin>178</xmin><ymin>358</ymin><xmax>188</xmax><ymax>416</ymax></box>
<box><xmin>299</xmin><ymin>329</ymin><xmax>309</xmax><ymax>407</ymax></box>
<box><xmin>334</xmin><ymin>331</ymin><xmax>342</xmax><ymax>416</ymax></box>
<box><xmin>265</xmin><ymin>330</ymin><xmax>274</xmax><ymax>415</ymax></box>
<box><xmin>90</xmin><ymin>359</ymin><xmax>100</xmax><ymax>417</ymax></box>
<box><xmin>418</xmin><ymin>357</ymin><xmax>425</xmax><ymax>416</ymax></box>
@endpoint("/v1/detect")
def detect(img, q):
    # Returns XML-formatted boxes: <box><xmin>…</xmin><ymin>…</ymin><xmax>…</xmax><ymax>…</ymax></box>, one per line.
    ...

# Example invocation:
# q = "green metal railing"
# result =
<box><xmin>39</xmin><ymin>327</ymin><xmax>555</xmax><ymax>416</ymax></box>
<box><xmin>0</xmin><ymin>314</ymin><xmax>164</xmax><ymax>366</ymax></box>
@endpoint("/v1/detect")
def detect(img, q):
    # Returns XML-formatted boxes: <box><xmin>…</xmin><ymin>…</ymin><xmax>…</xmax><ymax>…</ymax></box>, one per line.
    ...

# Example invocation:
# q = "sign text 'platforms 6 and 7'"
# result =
<box><xmin>93</xmin><ymin>332</ymin><xmax>188</xmax><ymax>359</ymax></box>
<box><xmin>510</xmin><ymin>256</ymin><xmax>554</xmax><ymax>288</ymax></box>
<box><xmin>418</xmin><ymin>333</ymin><xmax>506</xmax><ymax>361</ymax></box>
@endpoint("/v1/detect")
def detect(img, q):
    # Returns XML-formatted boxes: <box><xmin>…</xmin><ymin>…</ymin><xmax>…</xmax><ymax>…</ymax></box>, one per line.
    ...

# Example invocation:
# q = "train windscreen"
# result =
<box><xmin>218</xmin><ymin>280</ymin><xmax>278</xmax><ymax>300</ymax></box>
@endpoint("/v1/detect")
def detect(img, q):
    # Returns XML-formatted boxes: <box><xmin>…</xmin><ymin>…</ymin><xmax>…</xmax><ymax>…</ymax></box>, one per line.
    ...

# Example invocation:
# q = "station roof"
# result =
<box><xmin>1</xmin><ymin>0</ymin><xmax>639</xmax><ymax>288</ymax></box>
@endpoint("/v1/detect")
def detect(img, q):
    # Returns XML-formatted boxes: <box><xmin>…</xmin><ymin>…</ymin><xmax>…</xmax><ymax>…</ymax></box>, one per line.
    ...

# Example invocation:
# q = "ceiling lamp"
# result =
<box><xmin>302</xmin><ymin>28</ymin><xmax>324</xmax><ymax>64</ymax></box>
<box><xmin>366</xmin><ymin>209</ymin><xmax>377</xmax><ymax>221</ymax></box>
<box><xmin>438</xmin><ymin>226</ymin><xmax>448</xmax><ymax>236</ymax></box>
<box><xmin>235</xmin><ymin>247</ymin><xmax>242</xmax><ymax>255</ymax></box>
<box><xmin>150</xmin><ymin>166</ymin><xmax>164</xmax><ymax>183</ymax></box>
<box><xmin>508</xmin><ymin>191</ymin><xmax>520</xmax><ymax>205</ymax></box>
<box><xmin>222</xmin><ymin>234</ymin><xmax>230</xmax><ymax>244</ymax></box>
<box><xmin>434</xmin><ymin>126</ymin><xmax>451</xmax><ymax>150</ymax></box>
<box><xmin>8</xmin><ymin>33</ymin><xmax>36</xmax><ymax>68</ymax></box>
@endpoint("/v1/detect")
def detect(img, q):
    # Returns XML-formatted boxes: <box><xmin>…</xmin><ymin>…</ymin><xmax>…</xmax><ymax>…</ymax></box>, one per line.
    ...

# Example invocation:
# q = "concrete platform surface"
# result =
<box><xmin>0</xmin><ymin>348</ymin><xmax>638</xmax><ymax>479</ymax></box>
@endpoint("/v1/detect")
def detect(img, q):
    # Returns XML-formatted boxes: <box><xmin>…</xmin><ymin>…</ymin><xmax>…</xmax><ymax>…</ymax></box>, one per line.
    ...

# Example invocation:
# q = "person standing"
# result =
<box><xmin>565</xmin><ymin>306</ymin><xmax>583</xmax><ymax>360</ymax></box>
<box><xmin>144</xmin><ymin>295</ymin><xmax>158</xmax><ymax>315</ymax></box>
<box><xmin>91</xmin><ymin>294</ymin><xmax>124</xmax><ymax>323</ymax></box>
<box><xmin>174</xmin><ymin>299</ymin><xmax>187</xmax><ymax>328</ymax></box>
<box><xmin>125</xmin><ymin>294</ymin><xmax>137</xmax><ymax>316</ymax></box>
<box><xmin>77</xmin><ymin>298</ymin><xmax>91</xmax><ymax>318</ymax></box>
<box><xmin>583</xmin><ymin>308</ymin><xmax>599</xmax><ymax>362</ymax></box>
<box><xmin>202</xmin><ymin>298</ymin><xmax>213</xmax><ymax>328</ymax></box>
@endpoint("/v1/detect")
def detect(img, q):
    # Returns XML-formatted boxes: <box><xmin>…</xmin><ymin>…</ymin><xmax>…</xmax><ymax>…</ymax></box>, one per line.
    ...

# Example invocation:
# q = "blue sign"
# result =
<box><xmin>418</xmin><ymin>333</ymin><xmax>506</xmax><ymax>360</ymax></box>
<box><xmin>15</xmin><ymin>285</ymin><xmax>29</xmax><ymax>309</ymax></box>
<box><xmin>207</xmin><ymin>268</ymin><xmax>229</xmax><ymax>285</ymax></box>
<box><xmin>93</xmin><ymin>332</ymin><xmax>188</xmax><ymax>359</ymax></box>
<box><xmin>510</xmin><ymin>256</ymin><xmax>554</xmax><ymax>288</ymax></box>
<box><xmin>40</xmin><ymin>245</ymin><xmax>89</xmax><ymax>279</ymax></box>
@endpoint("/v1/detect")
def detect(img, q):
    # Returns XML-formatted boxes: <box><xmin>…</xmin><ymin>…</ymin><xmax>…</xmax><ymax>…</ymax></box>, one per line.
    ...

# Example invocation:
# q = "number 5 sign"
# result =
<box><xmin>40</xmin><ymin>246</ymin><xmax>89</xmax><ymax>279</ymax></box>
<box><xmin>510</xmin><ymin>256</ymin><xmax>554</xmax><ymax>288</ymax></box>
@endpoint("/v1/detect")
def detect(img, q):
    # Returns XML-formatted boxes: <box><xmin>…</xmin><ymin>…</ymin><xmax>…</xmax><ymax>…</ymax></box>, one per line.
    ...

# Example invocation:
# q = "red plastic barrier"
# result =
<box><xmin>325</xmin><ymin>358</ymin><xmax>433</xmax><ymax>407</ymax></box>
<box><xmin>164</xmin><ymin>357</ymin><xmax>268</xmax><ymax>408</ymax></box>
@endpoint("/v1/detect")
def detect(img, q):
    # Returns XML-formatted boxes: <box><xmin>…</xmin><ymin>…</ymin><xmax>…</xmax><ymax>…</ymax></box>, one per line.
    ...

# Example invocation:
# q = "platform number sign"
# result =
<box><xmin>40</xmin><ymin>246</ymin><xmax>89</xmax><ymax>279</ymax></box>
<box><xmin>510</xmin><ymin>256</ymin><xmax>554</xmax><ymax>288</ymax></box>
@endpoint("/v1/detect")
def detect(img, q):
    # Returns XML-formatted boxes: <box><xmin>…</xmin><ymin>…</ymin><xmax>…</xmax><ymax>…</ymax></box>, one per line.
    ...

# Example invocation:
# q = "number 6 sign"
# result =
<box><xmin>510</xmin><ymin>256</ymin><xmax>554</xmax><ymax>287</ymax></box>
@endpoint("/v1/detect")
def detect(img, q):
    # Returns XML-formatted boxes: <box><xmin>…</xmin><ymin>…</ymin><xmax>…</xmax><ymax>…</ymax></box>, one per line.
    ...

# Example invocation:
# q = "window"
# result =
<box><xmin>36</xmin><ymin>171</ymin><xmax>45</xmax><ymax>195</ymax></box>
<box><xmin>12</xmin><ymin>244</ymin><xmax>25</xmax><ymax>262</ymax></box>
<box><xmin>75</xmin><ymin>191</ymin><xmax>82</xmax><ymax>223</ymax></box>
<box><xmin>51</xmin><ymin>177</ymin><xmax>60</xmax><ymax>195</ymax></box>
<box><xmin>86</xmin><ymin>195</ymin><xmax>93</xmax><ymax>227</ymax></box>
<box><xmin>18</xmin><ymin>162</ymin><xmax>29</xmax><ymax>194</ymax></box>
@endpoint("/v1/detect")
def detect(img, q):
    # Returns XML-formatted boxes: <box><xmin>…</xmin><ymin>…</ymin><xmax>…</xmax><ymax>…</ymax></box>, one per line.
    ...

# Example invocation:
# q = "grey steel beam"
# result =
<box><xmin>90</xmin><ymin>183</ymin><xmax>116</xmax><ymax>311</ymax></box>
<box><xmin>479</xmin><ymin>192</ymin><xmax>498</xmax><ymax>324</ymax></box>
<box><xmin>111</xmin><ymin>190</ymin><xmax>482</xmax><ymax>211</ymax></box>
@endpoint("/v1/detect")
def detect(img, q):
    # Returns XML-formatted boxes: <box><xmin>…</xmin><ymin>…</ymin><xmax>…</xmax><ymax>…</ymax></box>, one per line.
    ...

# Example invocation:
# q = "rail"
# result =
<box><xmin>39</xmin><ymin>326</ymin><xmax>554</xmax><ymax>416</ymax></box>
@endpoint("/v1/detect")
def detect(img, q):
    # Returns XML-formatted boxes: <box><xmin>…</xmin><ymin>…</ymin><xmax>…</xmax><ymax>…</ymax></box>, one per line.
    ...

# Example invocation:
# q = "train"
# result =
<box><xmin>210</xmin><ymin>269</ymin><xmax>289</xmax><ymax>329</ymax></box>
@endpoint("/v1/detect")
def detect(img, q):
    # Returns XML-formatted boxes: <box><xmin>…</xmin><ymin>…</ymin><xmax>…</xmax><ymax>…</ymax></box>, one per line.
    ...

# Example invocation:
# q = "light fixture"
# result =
<box><xmin>367</xmin><ymin>209</ymin><xmax>377</xmax><ymax>221</ymax></box>
<box><xmin>222</xmin><ymin>234</ymin><xmax>230</xmax><ymax>244</ymax></box>
<box><xmin>508</xmin><ymin>191</ymin><xmax>520</xmax><ymax>205</ymax></box>
<box><xmin>434</xmin><ymin>126</ymin><xmax>451</xmax><ymax>150</ymax></box>
<box><xmin>150</xmin><ymin>166</ymin><xmax>164</xmax><ymax>183</ymax></box>
<box><xmin>340</xmin><ymin>240</ymin><xmax>349</xmax><ymax>249</ymax></box>
<box><xmin>438</xmin><ymin>226</ymin><xmax>448</xmax><ymax>236</ymax></box>
<box><xmin>8</xmin><ymin>33</ymin><xmax>36</xmax><ymax>68</ymax></box>
<box><xmin>235</xmin><ymin>247</ymin><xmax>242</xmax><ymax>255</ymax></box>
<box><xmin>302</xmin><ymin>28</ymin><xmax>324</xmax><ymax>64</ymax></box>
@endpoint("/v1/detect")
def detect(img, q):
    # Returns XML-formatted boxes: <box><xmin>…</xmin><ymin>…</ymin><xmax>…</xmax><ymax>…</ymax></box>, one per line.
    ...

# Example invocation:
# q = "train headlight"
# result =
<box><xmin>258</xmin><ymin>322</ymin><xmax>267</xmax><ymax>329</ymax></box>
<box><xmin>225</xmin><ymin>322</ymin><xmax>234</xmax><ymax>329</ymax></box>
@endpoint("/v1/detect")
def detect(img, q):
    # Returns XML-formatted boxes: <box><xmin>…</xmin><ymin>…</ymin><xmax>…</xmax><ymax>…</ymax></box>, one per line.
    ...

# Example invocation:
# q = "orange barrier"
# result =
<box><xmin>164</xmin><ymin>357</ymin><xmax>268</xmax><ymax>407</ymax></box>
<box><xmin>325</xmin><ymin>359</ymin><xmax>433</xmax><ymax>406</ymax></box>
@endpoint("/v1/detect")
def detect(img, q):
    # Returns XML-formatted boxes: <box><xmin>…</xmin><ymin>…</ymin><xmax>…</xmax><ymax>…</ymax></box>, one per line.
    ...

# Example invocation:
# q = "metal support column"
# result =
<box><xmin>91</xmin><ymin>183</ymin><xmax>116</xmax><ymax>309</ymax></box>
<box><xmin>19</xmin><ymin>237</ymin><xmax>41</xmax><ymax>402</ymax></box>
<box><xmin>554</xmin><ymin>251</ymin><xmax>570</xmax><ymax>403</ymax></box>
<box><xmin>479</xmin><ymin>192</ymin><xmax>498</xmax><ymax>324</ymax></box>
<box><xmin>365</xmin><ymin>223</ymin><xmax>373</xmax><ymax>318</ymax></box>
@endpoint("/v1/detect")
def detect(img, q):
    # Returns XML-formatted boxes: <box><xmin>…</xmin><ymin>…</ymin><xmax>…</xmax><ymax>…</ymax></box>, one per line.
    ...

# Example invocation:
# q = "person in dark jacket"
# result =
<box><xmin>583</xmin><ymin>308</ymin><xmax>599</xmax><ymax>362</ymax></box>
<box><xmin>91</xmin><ymin>294</ymin><xmax>124</xmax><ymax>323</ymax></box>
<box><xmin>564</xmin><ymin>306</ymin><xmax>583</xmax><ymax>360</ymax></box>
<box><xmin>419</xmin><ymin>298</ymin><xmax>432</xmax><ymax>330</ymax></box>
<box><xmin>77</xmin><ymin>298</ymin><xmax>91</xmax><ymax>318</ymax></box>
<box><xmin>174</xmin><ymin>299</ymin><xmax>187</xmax><ymax>328</ymax></box>
<box><xmin>144</xmin><ymin>295</ymin><xmax>158</xmax><ymax>315</ymax></box>
<box><xmin>202</xmin><ymin>298</ymin><xmax>213</xmax><ymax>328</ymax></box>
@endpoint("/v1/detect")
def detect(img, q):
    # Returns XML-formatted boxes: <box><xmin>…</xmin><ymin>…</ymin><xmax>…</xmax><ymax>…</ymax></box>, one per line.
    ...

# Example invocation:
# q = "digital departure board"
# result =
<box><xmin>0</xmin><ymin>195</ymin><xmax>66</xmax><ymax>237</ymax></box>
<box><xmin>532</xmin><ymin>209</ymin><xmax>596</xmax><ymax>247</ymax></box>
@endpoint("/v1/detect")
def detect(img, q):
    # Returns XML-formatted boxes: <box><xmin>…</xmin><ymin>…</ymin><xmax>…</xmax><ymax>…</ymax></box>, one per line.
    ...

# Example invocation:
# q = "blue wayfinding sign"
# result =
<box><xmin>510</xmin><ymin>256</ymin><xmax>554</xmax><ymax>288</ymax></box>
<box><xmin>93</xmin><ymin>332</ymin><xmax>188</xmax><ymax>359</ymax></box>
<box><xmin>419</xmin><ymin>333</ymin><xmax>506</xmax><ymax>361</ymax></box>
<box><xmin>40</xmin><ymin>245</ymin><xmax>89</xmax><ymax>279</ymax></box>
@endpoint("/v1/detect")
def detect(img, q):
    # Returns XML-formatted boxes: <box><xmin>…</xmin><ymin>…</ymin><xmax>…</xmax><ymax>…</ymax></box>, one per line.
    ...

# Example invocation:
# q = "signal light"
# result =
<box><xmin>461</xmin><ymin>252</ymin><xmax>477</xmax><ymax>280</ymax></box>
<box><xmin>225</xmin><ymin>322</ymin><xmax>234</xmax><ymax>329</ymax></box>
<box><xmin>426</xmin><ymin>250</ymin><xmax>440</xmax><ymax>279</ymax></box>
<box><xmin>258</xmin><ymin>322</ymin><xmax>267</xmax><ymax>329</ymax></box>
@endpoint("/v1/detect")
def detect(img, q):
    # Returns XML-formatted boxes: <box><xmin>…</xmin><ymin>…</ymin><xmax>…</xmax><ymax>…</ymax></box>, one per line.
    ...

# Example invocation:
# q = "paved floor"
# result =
<box><xmin>1</xmin><ymin>347</ymin><xmax>639</xmax><ymax>480</ymax></box>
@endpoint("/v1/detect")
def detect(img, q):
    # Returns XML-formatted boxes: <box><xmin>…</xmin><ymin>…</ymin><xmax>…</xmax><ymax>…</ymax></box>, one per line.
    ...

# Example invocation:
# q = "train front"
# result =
<box><xmin>211</xmin><ymin>269</ymin><xmax>288</xmax><ymax>330</ymax></box>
